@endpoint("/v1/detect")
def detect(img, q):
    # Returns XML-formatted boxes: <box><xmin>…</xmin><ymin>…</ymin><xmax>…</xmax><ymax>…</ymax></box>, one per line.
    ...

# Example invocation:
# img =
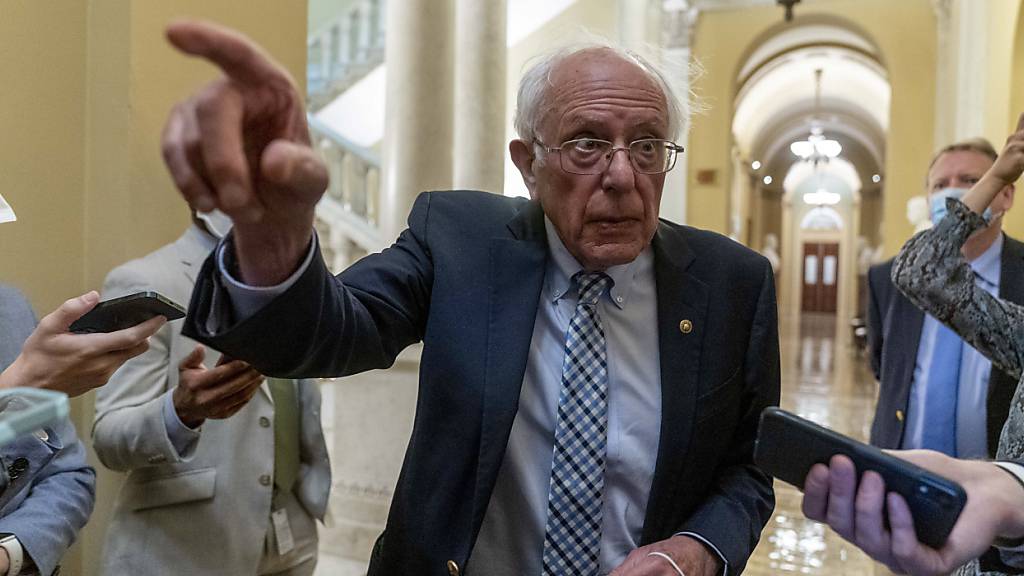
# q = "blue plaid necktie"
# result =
<box><xmin>541</xmin><ymin>271</ymin><xmax>613</xmax><ymax>576</ymax></box>
<box><xmin>920</xmin><ymin>319</ymin><xmax>963</xmax><ymax>455</ymax></box>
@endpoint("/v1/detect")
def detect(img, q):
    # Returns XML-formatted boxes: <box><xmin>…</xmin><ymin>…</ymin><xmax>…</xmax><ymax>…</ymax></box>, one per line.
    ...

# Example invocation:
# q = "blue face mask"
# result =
<box><xmin>930</xmin><ymin>187</ymin><xmax>992</xmax><ymax>225</ymax></box>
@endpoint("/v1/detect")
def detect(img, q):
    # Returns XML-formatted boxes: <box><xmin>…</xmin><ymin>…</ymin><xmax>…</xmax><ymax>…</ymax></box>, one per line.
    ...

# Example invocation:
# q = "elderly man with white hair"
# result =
<box><xmin>163</xmin><ymin>21</ymin><xmax>780</xmax><ymax>576</ymax></box>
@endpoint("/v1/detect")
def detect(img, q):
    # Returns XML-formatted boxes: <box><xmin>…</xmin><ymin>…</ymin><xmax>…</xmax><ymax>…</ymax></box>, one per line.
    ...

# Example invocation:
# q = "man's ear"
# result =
<box><xmin>509</xmin><ymin>139</ymin><xmax>538</xmax><ymax>198</ymax></box>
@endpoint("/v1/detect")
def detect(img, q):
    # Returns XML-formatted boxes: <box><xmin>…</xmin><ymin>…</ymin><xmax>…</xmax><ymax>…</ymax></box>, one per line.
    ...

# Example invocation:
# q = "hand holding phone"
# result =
<box><xmin>69</xmin><ymin>291</ymin><xmax>185</xmax><ymax>334</ymax></box>
<box><xmin>0</xmin><ymin>292</ymin><xmax>165</xmax><ymax>397</ymax></box>
<box><xmin>802</xmin><ymin>450</ymin><xmax>1024</xmax><ymax>576</ymax></box>
<box><xmin>754</xmin><ymin>407</ymin><xmax>966</xmax><ymax>548</ymax></box>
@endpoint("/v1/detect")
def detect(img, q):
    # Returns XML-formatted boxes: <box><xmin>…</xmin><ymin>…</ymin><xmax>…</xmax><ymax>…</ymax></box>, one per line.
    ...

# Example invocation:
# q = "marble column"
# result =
<box><xmin>933</xmin><ymin>0</ymin><xmax>990</xmax><ymax>145</ymax></box>
<box><xmin>380</xmin><ymin>0</ymin><xmax>454</xmax><ymax>240</ymax></box>
<box><xmin>618</xmin><ymin>0</ymin><xmax>663</xmax><ymax>48</ymax></box>
<box><xmin>931</xmin><ymin>0</ymin><xmax>954</xmax><ymax>147</ymax></box>
<box><xmin>952</xmin><ymin>0</ymin><xmax>988</xmax><ymax>140</ymax></box>
<box><xmin>453</xmin><ymin>0</ymin><xmax>507</xmax><ymax>193</ymax></box>
<box><xmin>659</xmin><ymin>2</ymin><xmax>699</xmax><ymax>225</ymax></box>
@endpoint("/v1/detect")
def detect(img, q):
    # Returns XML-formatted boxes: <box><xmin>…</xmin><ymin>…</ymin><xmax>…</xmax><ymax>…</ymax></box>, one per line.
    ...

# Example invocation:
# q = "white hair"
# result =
<box><xmin>513</xmin><ymin>41</ymin><xmax>693</xmax><ymax>148</ymax></box>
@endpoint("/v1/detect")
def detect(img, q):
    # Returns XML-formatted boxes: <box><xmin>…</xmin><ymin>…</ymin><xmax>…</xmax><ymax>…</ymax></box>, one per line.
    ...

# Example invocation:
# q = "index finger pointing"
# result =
<box><xmin>1017</xmin><ymin>111</ymin><xmax>1024</xmax><ymax>134</ymax></box>
<box><xmin>166</xmin><ymin>19</ymin><xmax>293</xmax><ymax>88</ymax></box>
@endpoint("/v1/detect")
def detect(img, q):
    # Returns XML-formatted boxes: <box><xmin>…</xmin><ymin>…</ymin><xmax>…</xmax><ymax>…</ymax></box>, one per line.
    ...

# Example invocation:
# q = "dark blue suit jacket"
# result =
<box><xmin>868</xmin><ymin>234</ymin><xmax>1024</xmax><ymax>457</ymax></box>
<box><xmin>182</xmin><ymin>191</ymin><xmax>780</xmax><ymax>575</ymax></box>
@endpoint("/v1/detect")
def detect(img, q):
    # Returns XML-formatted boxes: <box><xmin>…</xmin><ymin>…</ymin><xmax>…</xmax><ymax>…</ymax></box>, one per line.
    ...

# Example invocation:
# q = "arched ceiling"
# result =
<box><xmin>731</xmin><ymin>21</ymin><xmax>890</xmax><ymax>201</ymax></box>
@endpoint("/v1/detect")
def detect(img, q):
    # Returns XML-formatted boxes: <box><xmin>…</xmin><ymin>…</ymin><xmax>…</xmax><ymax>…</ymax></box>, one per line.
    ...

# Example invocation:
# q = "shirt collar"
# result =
<box><xmin>970</xmin><ymin>232</ymin><xmax>1003</xmax><ymax>287</ymax></box>
<box><xmin>188</xmin><ymin>222</ymin><xmax>219</xmax><ymax>252</ymax></box>
<box><xmin>542</xmin><ymin>217</ymin><xmax>651</xmax><ymax>310</ymax></box>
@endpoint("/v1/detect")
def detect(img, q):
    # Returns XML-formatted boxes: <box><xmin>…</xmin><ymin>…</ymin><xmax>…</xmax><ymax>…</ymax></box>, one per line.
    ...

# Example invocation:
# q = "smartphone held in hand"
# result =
<box><xmin>754</xmin><ymin>407</ymin><xmax>967</xmax><ymax>549</ymax></box>
<box><xmin>69</xmin><ymin>291</ymin><xmax>185</xmax><ymax>334</ymax></box>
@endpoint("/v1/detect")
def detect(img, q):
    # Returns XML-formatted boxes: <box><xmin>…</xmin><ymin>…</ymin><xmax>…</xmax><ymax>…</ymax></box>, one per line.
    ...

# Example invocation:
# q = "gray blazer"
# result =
<box><xmin>0</xmin><ymin>285</ymin><xmax>96</xmax><ymax>576</ymax></box>
<box><xmin>91</xmin><ymin>226</ymin><xmax>331</xmax><ymax>576</ymax></box>
<box><xmin>893</xmin><ymin>200</ymin><xmax>1024</xmax><ymax>575</ymax></box>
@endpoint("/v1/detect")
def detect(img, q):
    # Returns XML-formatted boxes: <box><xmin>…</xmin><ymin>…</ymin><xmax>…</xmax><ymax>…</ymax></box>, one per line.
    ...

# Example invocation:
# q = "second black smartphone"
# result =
<box><xmin>69</xmin><ymin>291</ymin><xmax>186</xmax><ymax>334</ymax></box>
<box><xmin>754</xmin><ymin>407</ymin><xmax>967</xmax><ymax>549</ymax></box>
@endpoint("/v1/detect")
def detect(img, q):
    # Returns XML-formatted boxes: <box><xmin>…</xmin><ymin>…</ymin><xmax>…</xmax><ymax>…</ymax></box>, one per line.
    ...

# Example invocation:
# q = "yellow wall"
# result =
<box><xmin>2</xmin><ymin>2</ymin><xmax>306</xmax><ymax>574</ymax></box>
<box><xmin>994</xmin><ymin>0</ymin><xmax>1024</xmax><ymax>237</ymax></box>
<box><xmin>0</xmin><ymin>2</ymin><xmax>88</xmax><ymax>314</ymax></box>
<box><xmin>688</xmin><ymin>0</ymin><xmax>937</xmax><ymax>260</ymax></box>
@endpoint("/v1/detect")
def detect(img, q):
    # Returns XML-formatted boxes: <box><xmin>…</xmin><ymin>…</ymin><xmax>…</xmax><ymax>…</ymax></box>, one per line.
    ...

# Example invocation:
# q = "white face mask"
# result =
<box><xmin>930</xmin><ymin>187</ymin><xmax>992</xmax><ymax>225</ymax></box>
<box><xmin>195</xmin><ymin>209</ymin><xmax>233</xmax><ymax>239</ymax></box>
<box><xmin>0</xmin><ymin>192</ymin><xmax>16</xmax><ymax>224</ymax></box>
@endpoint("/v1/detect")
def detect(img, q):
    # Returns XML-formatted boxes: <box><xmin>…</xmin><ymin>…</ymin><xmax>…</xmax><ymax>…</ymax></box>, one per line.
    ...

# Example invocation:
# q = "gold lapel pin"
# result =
<box><xmin>679</xmin><ymin>319</ymin><xmax>693</xmax><ymax>334</ymax></box>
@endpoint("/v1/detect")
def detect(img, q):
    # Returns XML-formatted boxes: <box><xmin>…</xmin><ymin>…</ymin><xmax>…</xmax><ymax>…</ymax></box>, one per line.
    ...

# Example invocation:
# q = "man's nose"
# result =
<box><xmin>602</xmin><ymin>147</ymin><xmax>635</xmax><ymax>192</ymax></box>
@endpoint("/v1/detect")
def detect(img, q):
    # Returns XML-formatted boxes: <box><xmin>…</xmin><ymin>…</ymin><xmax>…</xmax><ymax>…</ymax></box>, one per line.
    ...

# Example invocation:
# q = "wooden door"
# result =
<box><xmin>801</xmin><ymin>242</ymin><xmax>839</xmax><ymax>313</ymax></box>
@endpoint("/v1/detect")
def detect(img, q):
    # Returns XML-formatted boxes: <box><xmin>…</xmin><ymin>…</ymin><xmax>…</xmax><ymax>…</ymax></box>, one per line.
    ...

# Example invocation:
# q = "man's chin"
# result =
<box><xmin>578</xmin><ymin>242</ymin><xmax>644</xmax><ymax>270</ymax></box>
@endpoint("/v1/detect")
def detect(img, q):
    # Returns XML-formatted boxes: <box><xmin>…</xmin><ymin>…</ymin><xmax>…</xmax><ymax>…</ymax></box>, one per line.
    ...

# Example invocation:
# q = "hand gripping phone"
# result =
<box><xmin>754</xmin><ymin>407</ymin><xmax>967</xmax><ymax>549</ymax></box>
<box><xmin>69</xmin><ymin>291</ymin><xmax>186</xmax><ymax>334</ymax></box>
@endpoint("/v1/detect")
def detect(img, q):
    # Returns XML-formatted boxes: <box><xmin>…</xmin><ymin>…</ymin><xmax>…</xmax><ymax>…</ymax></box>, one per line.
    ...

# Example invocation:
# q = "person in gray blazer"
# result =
<box><xmin>0</xmin><ymin>285</ymin><xmax>96</xmax><ymax>576</ymax></box>
<box><xmin>92</xmin><ymin>214</ymin><xmax>331</xmax><ymax>576</ymax></box>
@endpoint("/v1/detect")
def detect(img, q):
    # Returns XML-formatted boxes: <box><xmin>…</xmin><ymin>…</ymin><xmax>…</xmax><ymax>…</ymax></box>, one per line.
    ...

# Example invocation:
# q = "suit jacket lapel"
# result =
<box><xmin>642</xmin><ymin>223</ymin><xmax>707</xmax><ymax>541</ymax></box>
<box><xmin>471</xmin><ymin>201</ymin><xmax>548</xmax><ymax>534</ymax></box>
<box><xmin>892</xmin><ymin>291</ymin><xmax>924</xmax><ymax>442</ymax></box>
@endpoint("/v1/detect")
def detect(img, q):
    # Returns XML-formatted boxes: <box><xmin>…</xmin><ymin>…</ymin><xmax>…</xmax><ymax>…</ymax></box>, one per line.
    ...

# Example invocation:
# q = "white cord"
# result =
<box><xmin>647</xmin><ymin>551</ymin><xmax>686</xmax><ymax>576</ymax></box>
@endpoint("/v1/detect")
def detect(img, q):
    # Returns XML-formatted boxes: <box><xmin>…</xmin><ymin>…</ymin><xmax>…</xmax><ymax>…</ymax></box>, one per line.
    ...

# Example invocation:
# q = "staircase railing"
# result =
<box><xmin>309</xmin><ymin>113</ymin><xmax>384</xmax><ymax>272</ymax></box>
<box><xmin>307</xmin><ymin>0</ymin><xmax>387</xmax><ymax>111</ymax></box>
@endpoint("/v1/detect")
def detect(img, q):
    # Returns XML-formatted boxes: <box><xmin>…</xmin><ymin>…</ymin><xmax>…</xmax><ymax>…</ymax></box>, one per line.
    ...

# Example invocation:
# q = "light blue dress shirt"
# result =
<box><xmin>213</xmin><ymin>224</ymin><xmax>726</xmax><ymax>574</ymax></box>
<box><xmin>903</xmin><ymin>233</ymin><xmax>1003</xmax><ymax>458</ymax></box>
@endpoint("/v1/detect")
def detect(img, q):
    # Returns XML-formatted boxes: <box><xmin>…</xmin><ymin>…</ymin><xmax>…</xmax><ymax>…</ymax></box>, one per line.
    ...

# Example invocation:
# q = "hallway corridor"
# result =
<box><xmin>746</xmin><ymin>313</ymin><xmax>885</xmax><ymax>575</ymax></box>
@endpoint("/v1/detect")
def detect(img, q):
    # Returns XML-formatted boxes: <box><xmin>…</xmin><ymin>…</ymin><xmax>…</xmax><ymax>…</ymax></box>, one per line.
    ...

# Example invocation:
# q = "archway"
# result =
<box><xmin>730</xmin><ymin>17</ymin><xmax>890</xmax><ymax>340</ymax></box>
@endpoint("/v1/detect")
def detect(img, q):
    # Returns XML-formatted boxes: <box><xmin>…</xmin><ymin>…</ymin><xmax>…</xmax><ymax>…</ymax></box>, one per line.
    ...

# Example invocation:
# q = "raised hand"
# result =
<box><xmin>990</xmin><ymin>112</ymin><xmax>1024</xmax><ymax>186</ymax></box>
<box><xmin>0</xmin><ymin>291</ymin><xmax>165</xmax><ymax>397</ymax></box>
<box><xmin>172</xmin><ymin>345</ymin><xmax>265</xmax><ymax>428</ymax></box>
<box><xmin>163</xmin><ymin>20</ymin><xmax>329</xmax><ymax>285</ymax></box>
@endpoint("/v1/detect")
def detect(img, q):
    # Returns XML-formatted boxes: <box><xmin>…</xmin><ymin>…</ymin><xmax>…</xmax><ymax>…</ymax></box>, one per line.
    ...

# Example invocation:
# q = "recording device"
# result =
<box><xmin>754</xmin><ymin>407</ymin><xmax>967</xmax><ymax>549</ymax></box>
<box><xmin>69</xmin><ymin>291</ymin><xmax>185</xmax><ymax>334</ymax></box>
<box><xmin>0</xmin><ymin>389</ymin><xmax>69</xmax><ymax>447</ymax></box>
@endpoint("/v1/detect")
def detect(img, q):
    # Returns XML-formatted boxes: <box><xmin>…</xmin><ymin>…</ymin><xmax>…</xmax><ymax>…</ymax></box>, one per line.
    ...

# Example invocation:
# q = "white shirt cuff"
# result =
<box><xmin>162</xmin><ymin>389</ymin><xmax>201</xmax><ymax>456</ymax></box>
<box><xmin>674</xmin><ymin>531</ymin><xmax>729</xmax><ymax>576</ymax></box>
<box><xmin>215</xmin><ymin>233</ymin><xmax>318</xmax><ymax>322</ymax></box>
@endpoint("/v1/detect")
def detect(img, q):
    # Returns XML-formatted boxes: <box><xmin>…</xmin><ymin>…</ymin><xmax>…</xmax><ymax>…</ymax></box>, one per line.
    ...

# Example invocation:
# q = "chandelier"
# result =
<box><xmin>790</xmin><ymin>68</ymin><xmax>841</xmax><ymax>166</ymax></box>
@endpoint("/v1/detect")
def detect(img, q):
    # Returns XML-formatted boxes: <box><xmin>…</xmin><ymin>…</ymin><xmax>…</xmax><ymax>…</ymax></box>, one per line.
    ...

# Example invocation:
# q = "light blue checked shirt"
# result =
<box><xmin>903</xmin><ymin>233</ymin><xmax>1003</xmax><ymax>458</ymax></box>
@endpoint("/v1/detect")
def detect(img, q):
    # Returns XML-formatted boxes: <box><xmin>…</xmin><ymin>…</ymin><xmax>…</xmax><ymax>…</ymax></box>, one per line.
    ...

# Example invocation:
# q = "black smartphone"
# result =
<box><xmin>69</xmin><ymin>291</ymin><xmax>186</xmax><ymax>334</ymax></box>
<box><xmin>754</xmin><ymin>407</ymin><xmax>967</xmax><ymax>549</ymax></box>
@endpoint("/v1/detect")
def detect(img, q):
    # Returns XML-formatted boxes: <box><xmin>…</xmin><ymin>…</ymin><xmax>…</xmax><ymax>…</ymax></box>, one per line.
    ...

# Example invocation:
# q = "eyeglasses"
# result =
<box><xmin>535</xmin><ymin>137</ymin><xmax>685</xmax><ymax>175</ymax></box>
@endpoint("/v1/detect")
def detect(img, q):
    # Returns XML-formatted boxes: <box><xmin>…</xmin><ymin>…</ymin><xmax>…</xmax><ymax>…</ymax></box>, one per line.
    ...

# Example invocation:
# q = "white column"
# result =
<box><xmin>952</xmin><ymin>0</ymin><xmax>989</xmax><ymax>140</ymax></box>
<box><xmin>659</xmin><ymin>3</ymin><xmax>699</xmax><ymax>225</ymax></box>
<box><xmin>932</xmin><ymin>0</ymin><xmax>954</xmax><ymax>147</ymax></box>
<box><xmin>381</xmin><ymin>0</ymin><xmax>454</xmax><ymax>240</ymax></box>
<box><xmin>618</xmin><ymin>0</ymin><xmax>663</xmax><ymax>48</ymax></box>
<box><xmin>452</xmin><ymin>0</ymin><xmax>506</xmax><ymax>193</ymax></box>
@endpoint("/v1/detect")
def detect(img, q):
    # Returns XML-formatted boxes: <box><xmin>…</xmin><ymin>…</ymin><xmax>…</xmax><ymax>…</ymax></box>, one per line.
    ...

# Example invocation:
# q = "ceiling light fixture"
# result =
<box><xmin>790</xmin><ymin>69</ymin><xmax>841</xmax><ymax>166</ymax></box>
<box><xmin>803</xmin><ymin>188</ymin><xmax>841</xmax><ymax>206</ymax></box>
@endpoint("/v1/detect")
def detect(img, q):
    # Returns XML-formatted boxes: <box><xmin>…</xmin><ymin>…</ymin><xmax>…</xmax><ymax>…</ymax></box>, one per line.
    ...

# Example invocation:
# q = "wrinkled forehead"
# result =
<box><xmin>543</xmin><ymin>49</ymin><xmax>669</xmax><ymax>132</ymax></box>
